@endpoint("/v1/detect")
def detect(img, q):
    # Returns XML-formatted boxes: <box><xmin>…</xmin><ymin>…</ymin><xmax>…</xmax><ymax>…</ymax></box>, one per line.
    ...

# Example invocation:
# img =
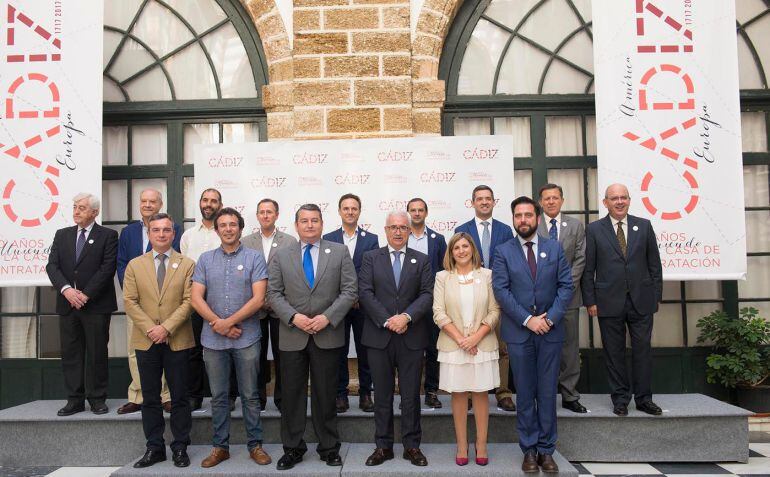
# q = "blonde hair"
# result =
<box><xmin>443</xmin><ymin>232</ymin><xmax>482</xmax><ymax>271</ymax></box>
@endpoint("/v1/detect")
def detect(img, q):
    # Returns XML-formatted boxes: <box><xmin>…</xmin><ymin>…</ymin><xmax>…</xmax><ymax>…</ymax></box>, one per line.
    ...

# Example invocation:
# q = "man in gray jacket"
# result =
<box><xmin>267</xmin><ymin>203</ymin><xmax>357</xmax><ymax>470</ymax></box>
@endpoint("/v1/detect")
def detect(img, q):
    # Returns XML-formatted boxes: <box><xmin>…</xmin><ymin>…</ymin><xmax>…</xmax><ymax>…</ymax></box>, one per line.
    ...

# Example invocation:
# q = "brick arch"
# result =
<box><xmin>411</xmin><ymin>0</ymin><xmax>464</xmax><ymax>135</ymax></box>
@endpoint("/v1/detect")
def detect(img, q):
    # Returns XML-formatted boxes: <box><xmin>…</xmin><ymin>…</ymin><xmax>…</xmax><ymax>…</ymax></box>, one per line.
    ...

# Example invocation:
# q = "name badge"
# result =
<box><xmin>360</xmin><ymin>231</ymin><xmax>366</xmax><ymax>237</ymax></box>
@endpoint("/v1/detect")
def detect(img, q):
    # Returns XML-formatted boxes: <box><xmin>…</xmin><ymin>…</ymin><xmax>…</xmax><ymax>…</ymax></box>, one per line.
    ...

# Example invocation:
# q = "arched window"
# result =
<box><xmin>440</xmin><ymin>0</ymin><xmax>770</xmax><ymax>381</ymax></box>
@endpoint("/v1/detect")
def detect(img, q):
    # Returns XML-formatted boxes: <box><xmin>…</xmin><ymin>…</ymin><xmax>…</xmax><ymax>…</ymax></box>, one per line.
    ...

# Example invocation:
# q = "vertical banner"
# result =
<box><xmin>194</xmin><ymin>136</ymin><xmax>513</xmax><ymax>243</ymax></box>
<box><xmin>0</xmin><ymin>1</ymin><xmax>103</xmax><ymax>286</ymax></box>
<box><xmin>593</xmin><ymin>1</ymin><xmax>746</xmax><ymax>280</ymax></box>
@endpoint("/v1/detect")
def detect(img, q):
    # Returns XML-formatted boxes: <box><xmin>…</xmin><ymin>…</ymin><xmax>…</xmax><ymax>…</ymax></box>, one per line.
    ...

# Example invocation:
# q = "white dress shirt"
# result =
<box><xmin>543</xmin><ymin>213</ymin><xmax>562</xmax><ymax>241</ymax></box>
<box><xmin>180</xmin><ymin>222</ymin><xmax>219</xmax><ymax>263</ymax></box>
<box><xmin>387</xmin><ymin>245</ymin><xmax>407</xmax><ymax>267</ymax></box>
<box><xmin>343</xmin><ymin>228</ymin><xmax>358</xmax><ymax>259</ymax></box>
<box><xmin>475</xmin><ymin>216</ymin><xmax>494</xmax><ymax>239</ymax></box>
<box><xmin>260</xmin><ymin>229</ymin><xmax>275</xmax><ymax>261</ymax></box>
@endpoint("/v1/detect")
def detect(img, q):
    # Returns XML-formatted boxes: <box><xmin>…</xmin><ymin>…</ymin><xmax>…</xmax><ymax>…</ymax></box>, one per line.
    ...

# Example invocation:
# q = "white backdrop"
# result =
<box><xmin>593</xmin><ymin>1</ymin><xmax>746</xmax><ymax>280</ymax></box>
<box><xmin>0</xmin><ymin>0</ymin><xmax>103</xmax><ymax>286</ymax></box>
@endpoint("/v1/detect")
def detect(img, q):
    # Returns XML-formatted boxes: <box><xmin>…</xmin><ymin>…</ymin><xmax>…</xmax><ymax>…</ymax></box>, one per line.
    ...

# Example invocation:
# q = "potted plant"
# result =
<box><xmin>696</xmin><ymin>307</ymin><xmax>770</xmax><ymax>412</ymax></box>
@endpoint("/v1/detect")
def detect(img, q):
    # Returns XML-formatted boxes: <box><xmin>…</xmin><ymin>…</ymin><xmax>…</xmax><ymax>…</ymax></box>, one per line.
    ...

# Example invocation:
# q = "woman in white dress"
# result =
<box><xmin>433</xmin><ymin>232</ymin><xmax>500</xmax><ymax>466</ymax></box>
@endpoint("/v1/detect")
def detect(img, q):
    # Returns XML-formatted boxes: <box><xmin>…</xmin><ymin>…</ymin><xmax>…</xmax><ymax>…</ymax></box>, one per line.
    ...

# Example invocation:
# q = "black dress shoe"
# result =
<box><xmin>260</xmin><ymin>400</ymin><xmax>267</xmax><ymax>411</ymax></box>
<box><xmin>562</xmin><ymin>399</ymin><xmax>587</xmax><ymax>413</ymax></box>
<box><xmin>172</xmin><ymin>448</ymin><xmax>190</xmax><ymax>467</ymax></box>
<box><xmin>323</xmin><ymin>451</ymin><xmax>343</xmax><ymax>466</ymax></box>
<box><xmin>133</xmin><ymin>450</ymin><xmax>166</xmax><ymax>468</ymax></box>
<box><xmin>613</xmin><ymin>403</ymin><xmax>629</xmax><ymax>416</ymax></box>
<box><xmin>275</xmin><ymin>400</ymin><xmax>282</xmax><ymax>413</ymax></box>
<box><xmin>359</xmin><ymin>393</ymin><xmax>375</xmax><ymax>412</ymax></box>
<box><xmin>497</xmin><ymin>396</ymin><xmax>516</xmax><ymax>411</ymax></box>
<box><xmin>229</xmin><ymin>397</ymin><xmax>236</xmax><ymax>412</ymax></box>
<box><xmin>637</xmin><ymin>401</ymin><xmax>662</xmax><ymax>415</ymax></box>
<box><xmin>336</xmin><ymin>396</ymin><xmax>349</xmax><ymax>413</ymax></box>
<box><xmin>403</xmin><ymin>447</ymin><xmax>428</xmax><ymax>466</ymax></box>
<box><xmin>365</xmin><ymin>448</ymin><xmax>394</xmax><ymax>466</ymax></box>
<box><xmin>276</xmin><ymin>449</ymin><xmax>304</xmax><ymax>470</ymax></box>
<box><xmin>57</xmin><ymin>402</ymin><xmax>84</xmax><ymax>416</ymax></box>
<box><xmin>90</xmin><ymin>401</ymin><xmax>108</xmax><ymax>415</ymax></box>
<box><xmin>189</xmin><ymin>397</ymin><xmax>202</xmax><ymax>411</ymax></box>
<box><xmin>424</xmin><ymin>392</ymin><xmax>442</xmax><ymax>409</ymax></box>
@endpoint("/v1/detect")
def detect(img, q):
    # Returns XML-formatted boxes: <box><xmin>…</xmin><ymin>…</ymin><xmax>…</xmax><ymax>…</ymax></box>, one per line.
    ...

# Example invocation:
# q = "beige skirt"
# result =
<box><xmin>437</xmin><ymin>348</ymin><xmax>500</xmax><ymax>393</ymax></box>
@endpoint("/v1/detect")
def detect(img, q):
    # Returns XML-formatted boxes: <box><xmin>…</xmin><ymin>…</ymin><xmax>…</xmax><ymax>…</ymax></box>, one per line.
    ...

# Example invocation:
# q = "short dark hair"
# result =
<box><xmin>258</xmin><ymin>198</ymin><xmax>279</xmax><ymax>213</ymax></box>
<box><xmin>538</xmin><ymin>183</ymin><xmax>564</xmax><ymax>199</ymax></box>
<box><xmin>472</xmin><ymin>185</ymin><xmax>494</xmax><ymax>201</ymax></box>
<box><xmin>510</xmin><ymin>196</ymin><xmax>542</xmax><ymax>217</ymax></box>
<box><xmin>214</xmin><ymin>207</ymin><xmax>244</xmax><ymax>230</ymax></box>
<box><xmin>148</xmin><ymin>212</ymin><xmax>173</xmax><ymax>226</ymax></box>
<box><xmin>338</xmin><ymin>193</ymin><xmax>361</xmax><ymax>209</ymax></box>
<box><xmin>295</xmin><ymin>203</ymin><xmax>323</xmax><ymax>223</ymax></box>
<box><xmin>406</xmin><ymin>197</ymin><xmax>428</xmax><ymax>213</ymax></box>
<box><xmin>200</xmin><ymin>188</ymin><xmax>222</xmax><ymax>203</ymax></box>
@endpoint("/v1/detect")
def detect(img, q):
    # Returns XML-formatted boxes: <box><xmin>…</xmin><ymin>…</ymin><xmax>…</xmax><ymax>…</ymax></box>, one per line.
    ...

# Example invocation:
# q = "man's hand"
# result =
<box><xmin>292</xmin><ymin>314</ymin><xmax>314</xmax><ymax>333</ymax></box>
<box><xmin>352</xmin><ymin>300</ymin><xmax>360</xmax><ymax>310</ymax></box>
<box><xmin>525</xmin><ymin>313</ymin><xmax>551</xmax><ymax>335</ymax></box>
<box><xmin>309</xmin><ymin>315</ymin><xmax>330</xmax><ymax>333</ymax></box>
<box><xmin>385</xmin><ymin>314</ymin><xmax>409</xmax><ymax>334</ymax></box>
<box><xmin>586</xmin><ymin>305</ymin><xmax>598</xmax><ymax>317</ymax></box>
<box><xmin>63</xmin><ymin>288</ymin><xmax>86</xmax><ymax>309</ymax></box>
<box><xmin>226</xmin><ymin>327</ymin><xmax>242</xmax><ymax>339</ymax></box>
<box><xmin>147</xmin><ymin>325</ymin><xmax>169</xmax><ymax>344</ymax></box>
<box><xmin>211</xmin><ymin>318</ymin><xmax>233</xmax><ymax>336</ymax></box>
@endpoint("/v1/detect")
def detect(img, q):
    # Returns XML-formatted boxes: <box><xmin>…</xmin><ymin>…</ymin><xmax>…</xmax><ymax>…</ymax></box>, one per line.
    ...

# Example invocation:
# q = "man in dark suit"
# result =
<box><xmin>492</xmin><ymin>196</ymin><xmax>573</xmax><ymax>473</ymax></box>
<box><xmin>406</xmin><ymin>197</ymin><xmax>446</xmax><ymax>409</ymax></box>
<box><xmin>359</xmin><ymin>211</ymin><xmax>434</xmax><ymax>467</ymax></box>
<box><xmin>116</xmin><ymin>188</ymin><xmax>182</xmax><ymax>415</ymax></box>
<box><xmin>267</xmin><ymin>204</ymin><xmax>357</xmax><ymax>470</ymax></box>
<box><xmin>582</xmin><ymin>183</ymin><xmax>663</xmax><ymax>417</ymax></box>
<box><xmin>323</xmin><ymin>193</ymin><xmax>379</xmax><ymax>413</ymax></box>
<box><xmin>46</xmin><ymin>192</ymin><xmax>118</xmax><ymax>416</ymax></box>
<box><xmin>242</xmin><ymin>198</ymin><xmax>297</xmax><ymax>412</ymax></box>
<box><xmin>455</xmin><ymin>184</ymin><xmax>516</xmax><ymax>412</ymax></box>
<box><xmin>537</xmin><ymin>184</ymin><xmax>587</xmax><ymax>413</ymax></box>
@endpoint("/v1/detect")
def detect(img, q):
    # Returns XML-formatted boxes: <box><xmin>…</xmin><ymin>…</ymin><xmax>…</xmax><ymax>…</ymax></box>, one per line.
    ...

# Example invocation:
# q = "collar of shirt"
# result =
<box><xmin>220</xmin><ymin>243</ymin><xmax>243</xmax><ymax>256</ymax></box>
<box><xmin>79</xmin><ymin>221</ymin><xmax>95</xmax><ymax>233</ymax></box>
<box><xmin>544</xmin><ymin>213</ymin><xmax>561</xmax><ymax>226</ymax></box>
<box><xmin>517</xmin><ymin>234</ymin><xmax>539</xmax><ymax>248</ymax></box>
<box><xmin>610</xmin><ymin>215</ymin><xmax>626</xmax><ymax>228</ymax></box>
<box><xmin>197</xmin><ymin>222</ymin><xmax>215</xmax><ymax>232</ymax></box>
<box><xmin>387</xmin><ymin>245</ymin><xmax>406</xmax><ymax>257</ymax></box>
<box><xmin>301</xmin><ymin>240</ymin><xmax>320</xmax><ymax>250</ymax></box>
<box><xmin>475</xmin><ymin>216</ymin><xmax>493</xmax><ymax>228</ymax></box>
<box><xmin>410</xmin><ymin>228</ymin><xmax>426</xmax><ymax>240</ymax></box>
<box><xmin>260</xmin><ymin>228</ymin><xmax>276</xmax><ymax>240</ymax></box>
<box><xmin>343</xmin><ymin>227</ymin><xmax>358</xmax><ymax>240</ymax></box>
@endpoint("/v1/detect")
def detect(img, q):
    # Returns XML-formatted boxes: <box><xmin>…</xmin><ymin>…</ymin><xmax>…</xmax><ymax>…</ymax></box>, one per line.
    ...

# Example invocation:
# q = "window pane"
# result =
<box><xmin>223</xmin><ymin>123</ymin><xmax>260</xmax><ymax>143</ymax></box>
<box><xmin>39</xmin><ymin>287</ymin><xmax>58</xmax><ymax>314</ymax></box>
<box><xmin>518</xmin><ymin>0</ymin><xmax>582</xmax><ymax>51</ymax></box>
<box><xmin>585</xmin><ymin>116</ymin><xmax>597</xmax><ymax>156</ymax></box>
<box><xmin>498</xmin><ymin>37</ymin><xmax>550</xmax><ymax>94</ymax></box>
<box><xmin>687</xmin><ymin>303</ymin><xmax>723</xmax><ymax>347</ymax></box>
<box><xmin>184</xmin><ymin>177</ymin><xmax>196</xmax><ymax>220</ymax></box>
<box><xmin>103</xmin><ymin>127</ymin><xmax>128</xmax><ymax>165</ymax></box>
<box><xmin>484</xmin><ymin>0</ymin><xmax>540</xmax><ymax>31</ymax></box>
<box><xmin>741</xmin><ymin>112</ymin><xmax>768</xmax><ymax>152</ymax></box>
<box><xmin>546</xmin><ymin>169</ymin><xmax>584</xmax><ymax>210</ymax></box>
<box><xmin>110</xmin><ymin>38</ymin><xmax>155</xmax><ymax>83</ymax></box>
<box><xmin>124</xmin><ymin>66</ymin><xmax>172</xmax><ymax>101</ymax></box>
<box><xmin>545</xmin><ymin>116</ymin><xmax>583</xmax><ymax>156</ymax></box>
<box><xmin>102</xmin><ymin>180</ymin><xmax>128</xmax><ymax>222</ymax></box>
<box><xmin>163</xmin><ymin>44</ymin><xmax>218</xmax><ymax>100</ymax></box>
<box><xmin>164</xmin><ymin>0</ymin><xmax>227</xmax><ymax>34</ymax></box>
<box><xmin>746</xmin><ymin>210</ymin><xmax>770</xmax><ymax>253</ymax></box>
<box><xmin>104</xmin><ymin>0</ymin><xmax>144</xmax><ymax>30</ymax></box>
<box><xmin>454</xmin><ymin>117</ymin><xmax>490</xmax><ymax>135</ymax></box>
<box><xmin>39</xmin><ymin>314</ymin><xmax>61</xmax><ymax>358</ymax></box>
<box><xmin>736</xmin><ymin>0</ymin><xmax>767</xmax><ymax>23</ymax></box>
<box><xmin>1</xmin><ymin>287</ymin><xmax>36</xmax><ymax>312</ymax></box>
<box><xmin>743</xmin><ymin>165</ymin><xmax>769</xmax><ymax>207</ymax></box>
<box><xmin>737</xmin><ymin>33</ymin><xmax>764</xmax><ymax>90</ymax></box>
<box><xmin>739</xmin><ymin>256</ymin><xmax>770</xmax><ymax>298</ymax></box>
<box><xmin>744</xmin><ymin>15</ymin><xmax>770</xmax><ymax>92</ymax></box>
<box><xmin>587</xmin><ymin>167</ymin><xmax>598</xmax><ymax>209</ymax></box>
<box><xmin>132</xmin><ymin>0</ymin><xmax>194</xmax><ymax>58</ymax></box>
<box><xmin>542</xmin><ymin>58</ymin><xmax>592</xmax><ymax>95</ymax></box>
<box><xmin>103</xmin><ymin>30</ymin><xmax>123</xmax><ymax>70</ymax></box>
<box><xmin>132</xmin><ymin>125</ymin><xmax>168</xmax><ymax>165</ymax></box>
<box><xmin>202</xmin><ymin>23</ymin><xmax>258</xmax><ymax>99</ymax></box>
<box><xmin>514</xmin><ymin>169</ymin><xmax>532</xmax><ymax>198</ymax></box>
<box><xmin>458</xmin><ymin>19</ymin><xmax>508</xmax><ymax>95</ymax></box>
<box><xmin>1</xmin><ymin>316</ymin><xmax>36</xmax><ymax>358</ymax></box>
<box><xmin>130</xmin><ymin>179</ymin><xmax>168</xmax><ymax>221</ymax></box>
<box><xmin>652</xmin><ymin>303</ymin><xmax>684</xmax><ymax>347</ymax></box>
<box><xmin>103</xmin><ymin>79</ymin><xmax>125</xmax><ymax>102</ymax></box>
<box><xmin>108</xmin><ymin>314</ymin><xmax>128</xmax><ymax>358</ymax></box>
<box><xmin>184</xmin><ymin>124</ymin><xmax>219</xmax><ymax>165</ymax></box>
<box><xmin>494</xmin><ymin>117</ymin><xmax>531</xmax><ymax>158</ymax></box>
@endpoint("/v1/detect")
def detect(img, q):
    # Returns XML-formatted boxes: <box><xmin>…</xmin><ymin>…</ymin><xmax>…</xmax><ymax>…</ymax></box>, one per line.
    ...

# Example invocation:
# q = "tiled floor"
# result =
<box><xmin>1</xmin><ymin>442</ymin><xmax>768</xmax><ymax>477</ymax></box>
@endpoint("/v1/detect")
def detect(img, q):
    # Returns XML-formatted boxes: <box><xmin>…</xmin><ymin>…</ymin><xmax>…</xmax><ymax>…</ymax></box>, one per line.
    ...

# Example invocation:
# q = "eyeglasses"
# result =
<box><xmin>385</xmin><ymin>225</ymin><xmax>410</xmax><ymax>233</ymax></box>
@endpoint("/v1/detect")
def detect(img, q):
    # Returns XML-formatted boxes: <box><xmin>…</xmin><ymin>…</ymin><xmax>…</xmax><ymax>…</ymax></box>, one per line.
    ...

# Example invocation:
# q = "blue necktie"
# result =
<box><xmin>549</xmin><ymin>218</ymin><xmax>558</xmax><ymax>241</ymax></box>
<box><xmin>303</xmin><ymin>244</ymin><xmax>314</xmax><ymax>288</ymax></box>
<box><xmin>75</xmin><ymin>228</ymin><xmax>86</xmax><ymax>262</ymax></box>
<box><xmin>392</xmin><ymin>251</ymin><xmax>402</xmax><ymax>288</ymax></box>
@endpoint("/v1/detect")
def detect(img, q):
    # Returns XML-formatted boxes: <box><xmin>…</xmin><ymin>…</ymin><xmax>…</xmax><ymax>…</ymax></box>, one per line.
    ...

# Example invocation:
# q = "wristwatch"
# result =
<box><xmin>403</xmin><ymin>313</ymin><xmax>412</xmax><ymax>323</ymax></box>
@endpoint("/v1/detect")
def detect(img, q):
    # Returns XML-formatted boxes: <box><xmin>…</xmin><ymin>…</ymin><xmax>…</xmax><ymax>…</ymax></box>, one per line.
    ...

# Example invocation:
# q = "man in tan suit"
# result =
<box><xmin>123</xmin><ymin>213</ymin><xmax>196</xmax><ymax>469</ymax></box>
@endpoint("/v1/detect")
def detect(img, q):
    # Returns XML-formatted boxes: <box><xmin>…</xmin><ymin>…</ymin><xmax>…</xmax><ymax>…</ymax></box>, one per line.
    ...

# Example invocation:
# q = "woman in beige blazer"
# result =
<box><xmin>433</xmin><ymin>232</ymin><xmax>500</xmax><ymax>466</ymax></box>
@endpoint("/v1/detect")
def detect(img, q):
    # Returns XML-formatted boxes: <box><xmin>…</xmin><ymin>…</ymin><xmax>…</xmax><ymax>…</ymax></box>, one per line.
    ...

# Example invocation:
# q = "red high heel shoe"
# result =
<box><xmin>456</xmin><ymin>446</ymin><xmax>469</xmax><ymax>466</ymax></box>
<box><xmin>475</xmin><ymin>443</ymin><xmax>488</xmax><ymax>466</ymax></box>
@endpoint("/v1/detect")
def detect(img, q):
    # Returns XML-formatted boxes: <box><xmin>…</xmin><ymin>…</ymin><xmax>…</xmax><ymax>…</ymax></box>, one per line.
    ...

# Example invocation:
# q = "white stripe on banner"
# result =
<box><xmin>0</xmin><ymin>1</ymin><xmax>103</xmax><ymax>286</ymax></box>
<box><xmin>592</xmin><ymin>1</ymin><xmax>746</xmax><ymax>280</ymax></box>
<box><xmin>194</xmin><ymin>136</ymin><xmax>514</xmax><ymax>244</ymax></box>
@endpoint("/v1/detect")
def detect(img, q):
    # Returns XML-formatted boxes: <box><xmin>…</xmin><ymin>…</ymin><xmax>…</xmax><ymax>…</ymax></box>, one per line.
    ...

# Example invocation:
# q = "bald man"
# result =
<box><xmin>581</xmin><ymin>184</ymin><xmax>662</xmax><ymax>417</ymax></box>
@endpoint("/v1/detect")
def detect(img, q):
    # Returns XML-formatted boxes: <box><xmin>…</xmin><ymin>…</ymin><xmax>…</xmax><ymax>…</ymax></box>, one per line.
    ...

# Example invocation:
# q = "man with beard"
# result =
<box><xmin>180</xmin><ymin>188</ymin><xmax>226</xmax><ymax>410</ymax></box>
<box><xmin>492</xmin><ymin>196</ymin><xmax>572</xmax><ymax>473</ymax></box>
<box><xmin>116</xmin><ymin>189</ymin><xmax>182</xmax><ymax>415</ymax></box>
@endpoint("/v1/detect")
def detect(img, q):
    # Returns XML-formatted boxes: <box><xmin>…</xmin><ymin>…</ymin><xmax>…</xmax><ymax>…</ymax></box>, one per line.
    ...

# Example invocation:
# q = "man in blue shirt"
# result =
<box><xmin>191</xmin><ymin>208</ymin><xmax>272</xmax><ymax>468</ymax></box>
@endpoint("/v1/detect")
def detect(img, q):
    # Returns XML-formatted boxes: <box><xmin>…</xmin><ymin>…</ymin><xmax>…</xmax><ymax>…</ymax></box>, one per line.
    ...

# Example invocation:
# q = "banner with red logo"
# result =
<box><xmin>592</xmin><ymin>1</ymin><xmax>746</xmax><ymax>280</ymax></box>
<box><xmin>0</xmin><ymin>1</ymin><xmax>103</xmax><ymax>286</ymax></box>
<box><xmin>195</xmin><ymin>135</ymin><xmax>514</xmax><ymax>243</ymax></box>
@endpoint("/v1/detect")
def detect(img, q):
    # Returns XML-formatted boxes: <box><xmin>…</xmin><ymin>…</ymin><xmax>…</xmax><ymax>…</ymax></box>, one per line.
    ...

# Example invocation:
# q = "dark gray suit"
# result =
<box><xmin>242</xmin><ymin>230</ymin><xmax>297</xmax><ymax>407</ymax></box>
<box><xmin>266</xmin><ymin>239</ymin><xmax>357</xmax><ymax>456</ymax></box>
<box><xmin>538</xmin><ymin>214</ymin><xmax>585</xmax><ymax>403</ymax></box>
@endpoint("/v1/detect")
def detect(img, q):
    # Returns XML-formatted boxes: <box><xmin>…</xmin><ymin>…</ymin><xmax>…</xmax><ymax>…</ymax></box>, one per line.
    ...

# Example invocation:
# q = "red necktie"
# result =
<box><xmin>525</xmin><ymin>242</ymin><xmax>536</xmax><ymax>279</ymax></box>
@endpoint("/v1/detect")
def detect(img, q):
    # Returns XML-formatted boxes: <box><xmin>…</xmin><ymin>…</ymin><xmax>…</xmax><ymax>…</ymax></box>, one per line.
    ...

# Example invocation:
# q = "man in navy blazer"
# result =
<box><xmin>581</xmin><ymin>183</ymin><xmax>663</xmax><ymax>417</ymax></box>
<box><xmin>455</xmin><ymin>185</ymin><xmax>516</xmax><ymax>411</ymax></box>
<box><xmin>116</xmin><ymin>189</ymin><xmax>182</xmax><ymax>415</ymax></box>
<box><xmin>406</xmin><ymin>198</ymin><xmax>446</xmax><ymax>408</ymax></box>
<box><xmin>492</xmin><ymin>196</ymin><xmax>572</xmax><ymax>473</ymax></box>
<box><xmin>323</xmin><ymin>193</ymin><xmax>379</xmax><ymax>413</ymax></box>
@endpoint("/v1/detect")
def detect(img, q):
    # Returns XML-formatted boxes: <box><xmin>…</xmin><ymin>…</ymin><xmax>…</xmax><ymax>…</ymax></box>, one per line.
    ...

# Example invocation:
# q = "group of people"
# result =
<box><xmin>45</xmin><ymin>181</ymin><xmax>663</xmax><ymax>472</ymax></box>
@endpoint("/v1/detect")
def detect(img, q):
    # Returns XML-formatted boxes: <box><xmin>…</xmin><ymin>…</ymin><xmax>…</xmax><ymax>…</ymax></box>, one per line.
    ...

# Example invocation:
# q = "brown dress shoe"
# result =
<box><xmin>162</xmin><ymin>401</ymin><xmax>172</xmax><ymax>413</ymax></box>
<box><xmin>201</xmin><ymin>447</ymin><xmax>230</xmax><ymax>468</ymax></box>
<box><xmin>403</xmin><ymin>448</ymin><xmax>428</xmax><ymax>466</ymax></box>
<box><xmin>537</xmin><ymin>453</ymin><xmax>559</xmax><ymax>473</ymax></box>
<box><xmin>521</xmin><ymin>450</ymin><xmax>538</xmax><ymax>473</ymax></box>
<box><xmin>365</xmin><ymin>448</ymin><xmax>394</xmax><ymax>466</ymax></box>
<box><xmin>249</xmin><ymin>445</ymin><xmax>272</xmax><ymax>465</ymax></box>
<box><xmin>117</xmin><ymin>402</ymin><xmax>141</xmax><ymax>415</ymax></box>
<box><xmin>497</xmin><ymin>397</ymin><xmax>516</xmax><ymax>411</ymax></box>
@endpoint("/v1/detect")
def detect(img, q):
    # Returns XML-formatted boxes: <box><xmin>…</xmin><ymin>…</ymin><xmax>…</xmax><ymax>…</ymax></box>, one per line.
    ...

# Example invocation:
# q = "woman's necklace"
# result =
<box><xmin>456</xmin><ymin>270</ymin><xmax>474</xmax><ymax>284</ymax></box>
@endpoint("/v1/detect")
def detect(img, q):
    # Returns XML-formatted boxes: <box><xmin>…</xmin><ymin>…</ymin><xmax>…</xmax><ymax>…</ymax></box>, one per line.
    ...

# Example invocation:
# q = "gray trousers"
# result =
<box><xmin>559</xmin><ymin>308</ymin><xmax>581</xmax><ymax>402</ymax></box>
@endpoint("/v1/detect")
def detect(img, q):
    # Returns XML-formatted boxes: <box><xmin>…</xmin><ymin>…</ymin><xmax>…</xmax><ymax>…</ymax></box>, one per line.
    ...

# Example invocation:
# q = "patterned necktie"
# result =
<box><xmin>157</xmin><ymin>254</ymin><xmax>166</xmax><ymax>291</ymax></box>
<box><xmin>549</xmin><ymin>218</ymin><xmax>558</xmax><ymax>241</ymax></box>
<box><xmin>392</xmin><ymin>251</ymin><xmax>402</xmax><ymax>288</ymax></box>
<box><xmin>525</xmin><ymin>242</ymin><xmax>537</xmax><ymax>279</ymax></box>
<box><xmin>481</xmin><ymin>221</ymin><xmax>491</xmax><ymax>266</ymax></box>
<box><xmin>303</xmin><ymin>244</ymin><xmax>315</xmax><ymax>288</ymax></box>
<box><xmin>75</xmin><ymin>228</ymin><xmax>86</xmax><ymax>262</ymax></box>
<box><xmin>617</xmin><ymin>221</ymin><xmax>627</xmax><ymax>257</ymax></box>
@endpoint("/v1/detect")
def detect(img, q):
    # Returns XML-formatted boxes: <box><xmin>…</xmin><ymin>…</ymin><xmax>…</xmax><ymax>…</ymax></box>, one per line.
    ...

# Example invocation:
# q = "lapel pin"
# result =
<box><xmin>272</xmin><ymin>242</ymin><xmax>278</xmax><ymax>247</ymax></box>
<box><xmin>562</xmin><ymin>222</ymin><xmax>567</xmax><ymax>227</ymax></box>
<box><xmin>325</xmin><ymin>248</ymin><xmax>331</xmax><ymax>254</ymax></box>
<box><xmin>475</xmin><ymin>278</ymin><xmax>481</xmax><ymax>284</ymax></box>
<box><xmin>410</xmin><ymin>258</ymin><xmax>417</xmax><ymax>264</ymax></box>
<box><xmin>237</xmin><ymin>264</ymin><xmax>244</xmax><ymax>270</ymax></box>
<box><xmin>540</xmin><ymin>252</ymin><xmax>547</xmax><ymax>258</ymax></box>
<box><xmin>172</xmin><ymin>262</ymin><xmax>179</xmax><ymax>269</ymax></box>
<box><xmin>88</xmin><ymin>239</ymin><xmax>94</xmax><ymax>244</ymax></box>
<box><xmin>632</xmin><ymin>225</ymin><xmax>638</xmax><ymax>231</ymax></box>
<box><xmin>430</xmin><ymin>233</ymin><xmax>436</xmax><ymax>239</ymax></box>
<box><xmin>360</xmin><ymin>231</ymin><xmax>366</xmax><ymax>237</ymax></box>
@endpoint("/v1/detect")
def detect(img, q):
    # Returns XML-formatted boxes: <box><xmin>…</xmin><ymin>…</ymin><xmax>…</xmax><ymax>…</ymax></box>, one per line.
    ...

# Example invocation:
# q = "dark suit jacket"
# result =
<box><xmin>423</xmin><ymin>226</ymin><xmax>447</xmax><ymax>276</ymax></box>
<box><xmin>323</xmin><ymin>226</ymin><xmax>379</xmax><ymax>272</ymax></box>
<box><xmin>46</xmin><ymin>223</ymin><xmax>118</xmax><ymax>315</ymax></box>
<box><xmin>358</xmin><ymin>247</ymin><xmax>434</xmax><ymax>351</ymax></box>
<box><xmin>455</xmin><ymin>218</ymin><xmax>514</xmax><ymax>268</ymax></box>
<box><xmin>581</xmin><ymin>214</ymin><xmax>663</xmax><ymax>317</ymax></box>
<box><xmin>492</xmin><ymin>236</ymin><xmax>573</xmax><ymax>344</ymax></box>
<box><xmin>117</xmin><ymin>220</ymin><xmax>182</xmax><ymax>286</ymax></box>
